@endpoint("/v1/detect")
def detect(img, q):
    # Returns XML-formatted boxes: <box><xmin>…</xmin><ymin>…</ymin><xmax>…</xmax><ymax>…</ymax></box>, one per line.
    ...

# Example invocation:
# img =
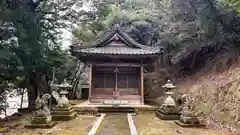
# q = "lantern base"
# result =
<box><xmin>51</xmin><ymin>106</ymin><xmax>77</xmax><ymax>121</ymax></box>
<box><xmin>155</xmin><ymin>111</ymin><xmax>180</xmax><ymax>120</ymax></box>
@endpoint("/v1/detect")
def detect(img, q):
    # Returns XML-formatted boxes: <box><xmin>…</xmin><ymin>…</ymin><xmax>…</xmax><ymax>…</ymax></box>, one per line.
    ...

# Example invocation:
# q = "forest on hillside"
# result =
<box><xmin>1</xmin><ymin>0</ymin><xmax>240</xmax><ymax>107</ymax></box>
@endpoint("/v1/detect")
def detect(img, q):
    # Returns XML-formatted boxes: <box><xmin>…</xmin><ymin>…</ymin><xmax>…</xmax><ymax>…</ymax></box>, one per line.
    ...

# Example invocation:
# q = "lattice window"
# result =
<box><xmin>128</xmin><ymin>73</ymin><xmax>139</xmax><ymax>88</ymax></box>
<box><xmin>93</xmin><ymin>73</ymin><xmax>104</xmax><ymax>88</ymax></box>
<box><xmin>93</xmin><ymin>66</ymin><xmax>140</xmax><ymax>89</ymax></box>
<box><xmin>104</xmin><ymin>73</ymin><xmax>115</xmax><ymax>88</ymax></box>
<box><xmin>117</xmin><ymin>73</ymin><xmax>127</xmax><ymax>88</ymax></box>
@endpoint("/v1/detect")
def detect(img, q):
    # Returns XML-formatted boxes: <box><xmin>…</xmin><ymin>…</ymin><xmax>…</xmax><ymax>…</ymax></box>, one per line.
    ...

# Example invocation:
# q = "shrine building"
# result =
<box><xmin>70</xmin><ymin>24</ymin><xmax>163</xmax><ymax>105</ymax></box>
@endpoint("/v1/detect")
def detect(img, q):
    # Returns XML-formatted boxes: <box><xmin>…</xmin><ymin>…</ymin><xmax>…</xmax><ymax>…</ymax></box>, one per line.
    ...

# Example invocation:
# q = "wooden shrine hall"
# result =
<box><xmin>70</xmin><ymin>24</ymin><xmax>164</xmax><ymax>105</ymax></box>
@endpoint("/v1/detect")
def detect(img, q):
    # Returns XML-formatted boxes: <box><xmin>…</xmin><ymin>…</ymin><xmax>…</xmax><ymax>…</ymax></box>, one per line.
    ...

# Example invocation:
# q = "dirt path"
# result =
<box><xmin>134</xmin><ymin>112</ymin><xmax>233</xmax><ymax>135</ymax></box>
<box><xmin>5</xmin><ymin>112</ymin><xmax>236</xmax><ymax>135</ymax></box>
<box><xmin>95</xmin><ymin>113</ymin><xmax>130</xmax><ymax>135</ymax></box>
<box><xmin>5</xmin><ymin>115</ymin><xmax>96</xmax><ymax>135</ymax></box>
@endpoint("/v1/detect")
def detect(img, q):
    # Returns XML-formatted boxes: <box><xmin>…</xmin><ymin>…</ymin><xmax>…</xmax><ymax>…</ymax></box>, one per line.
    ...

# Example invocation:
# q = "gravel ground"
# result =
<box><xmin>134</xmin><ymin>112</ymin><xmax>233</xmax><ymax>135</ymax></box>
<box><xmin>5</xmin><ymin>112</ymin><xmax>234</xmax><ymax>135</ymax></box>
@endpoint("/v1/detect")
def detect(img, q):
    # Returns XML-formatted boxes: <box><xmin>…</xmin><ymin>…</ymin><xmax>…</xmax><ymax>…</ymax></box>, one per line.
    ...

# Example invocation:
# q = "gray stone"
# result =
<box><xmin>25</xmin><ymin>93</ymin><xmax>56</xmax><ymax>129</ymax></box>
<box><xmin>156</xmin><ymin>80</ymin><xmax>180</xmax><ymax>120</ymax></box>
<box><xmin>175</xmin><ymin>95</ymin><xmax>205</xmax><ymax>127</ymax></box>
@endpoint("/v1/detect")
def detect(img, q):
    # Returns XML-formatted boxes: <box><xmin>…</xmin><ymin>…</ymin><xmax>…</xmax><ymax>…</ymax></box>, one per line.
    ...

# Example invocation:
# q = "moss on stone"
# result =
<box><xmin>0</xmin><ymin>127</ymin><xmax>9</xmax><ymax>133</ymax></box>
<box><xmin>31</xmin><ymin>117</ymin><xmax>48</xmax><ymax>124</ymax></box>
<box><xmin>52</xmin><ymin>112</ymin><xmax>77</xmax><ymax>121</ymax></box>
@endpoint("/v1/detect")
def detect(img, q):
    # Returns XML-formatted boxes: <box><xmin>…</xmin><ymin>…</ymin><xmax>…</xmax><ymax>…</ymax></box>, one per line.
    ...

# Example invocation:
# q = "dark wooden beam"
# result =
<box><xmin>140</xmin><ymin>61</ymin><xmax>144</xmax><ymax>104</ymax></box>
<box><xmin>88</xmin><ymin>64</ymin><xmax>92</xmax><ymax>102</ymax></box>
<box><xmin>91</xmin><ymin>62</ymin><xmax>142</xmax><ymax>67</ymax></box>
<box><xmin>76</xmin><ymin>54</ymin><xmax>161</xmax><ymax>60</ymax></box>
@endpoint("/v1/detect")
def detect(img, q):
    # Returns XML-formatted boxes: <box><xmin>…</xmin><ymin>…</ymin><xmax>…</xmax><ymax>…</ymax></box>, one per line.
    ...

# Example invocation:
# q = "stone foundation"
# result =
<box><xmin>175</xmin><ymin>115</ymin><xmax>206</xmax><ymax>127</ymax></box>
<box><xmin>51</xmin><ymin>106</ymin><xmax>77</xmax><ymax>121</ymax></box>
<box><xmin>175</xmin><ymin>120</ymin><xmax>205</xmax><ymax>127</ymax></box>
<box><xmin>25</xmin><ymin>122</ymin><xmax>56</xmax><ymax>129</ymax></box>
<box><xmin>155</xmin><ymin>111</ymin><xmax>181</xmax><ymax>120</ymax></box>
<box><xmin>25</xmin><ymin>116</ymin><xmax>56</xmax><ymax>129</ymax></box>
<box><xmin>18</xmin><ymin>107</ymin><xmax>36</xmax><ymax>113</ymax></box>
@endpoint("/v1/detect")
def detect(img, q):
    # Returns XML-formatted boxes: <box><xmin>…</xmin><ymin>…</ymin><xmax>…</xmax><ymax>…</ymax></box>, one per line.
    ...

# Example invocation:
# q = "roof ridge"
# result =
<box><xmin>70</xmin><ymin>24</ymin><xmax>164</xmax><ymax>51</ymax></box>
<box><xmin>93</xmin><ymin>24</ymin><xmax>122</xmax><ymax>47</ymax></box>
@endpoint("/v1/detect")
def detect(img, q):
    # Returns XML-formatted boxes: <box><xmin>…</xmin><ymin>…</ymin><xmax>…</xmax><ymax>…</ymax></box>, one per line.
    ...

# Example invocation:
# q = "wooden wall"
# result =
<box><xmin>91</xmin><ymin>65</ymin><xmax>141</xmax><ymax>99</ymax></box>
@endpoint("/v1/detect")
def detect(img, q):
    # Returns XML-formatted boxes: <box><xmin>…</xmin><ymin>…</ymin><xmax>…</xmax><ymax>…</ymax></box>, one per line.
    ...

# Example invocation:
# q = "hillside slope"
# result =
<box><xmin>176</xmin><ymin>64</ymin><xmax>240</xmax><ymax>128</ymax></box>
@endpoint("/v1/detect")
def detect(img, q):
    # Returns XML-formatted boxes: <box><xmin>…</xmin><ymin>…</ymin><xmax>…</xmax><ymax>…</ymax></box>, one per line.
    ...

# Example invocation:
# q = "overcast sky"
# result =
<box><xmin>61</xmin><ymin>30</ymin><xmax>72</xmax><ymax>49</ymax></box>
<box><xmin>60</xmin><ymin>1</ymin><xmax>92</xmax><ymax>50</ymax></box>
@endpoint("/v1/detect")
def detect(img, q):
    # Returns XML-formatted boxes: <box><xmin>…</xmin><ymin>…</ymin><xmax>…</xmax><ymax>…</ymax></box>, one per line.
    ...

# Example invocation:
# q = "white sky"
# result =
<box><xmin>61</xmin><ymin>30</ymin><xmax>72</xmax><ymax>49</ymax></box>
<box><xmin>60</xmin><ymin>1</ymin><xmax>92</xmax><ymax>50</ymax></box>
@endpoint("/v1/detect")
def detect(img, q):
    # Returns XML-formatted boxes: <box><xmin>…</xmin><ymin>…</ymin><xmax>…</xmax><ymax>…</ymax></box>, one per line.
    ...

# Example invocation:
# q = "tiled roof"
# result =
<box><xmin>74</xmin><ymin>46</ymin><xmax>161</xmax><ymax>55</ymax></box>
<box><xmin>93</xmin><ymin>24</ymin><xmax>150</xmax><ymax>49</ymax></box>
<box><xmin>70</xmin><ymin>24</ymin><xmax>164</xmax><ymax>56</ymax></box>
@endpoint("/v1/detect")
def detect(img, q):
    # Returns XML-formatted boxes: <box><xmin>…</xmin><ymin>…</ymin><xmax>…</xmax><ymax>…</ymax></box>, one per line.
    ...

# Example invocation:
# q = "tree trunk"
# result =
<box><xmin>20</xmin><ymin>88</ymin><xmax>25</xmax><ymax>108</ymax></box>
<box><xmin>70</xmin><ymin>75</ymin><xmax>82</xmax><ymax>100</ymax></box>
<box><xmin>69</xmin><ymin>63</ymin><xmax>86</xmax><ymax>99</ymax></box>
<box><xmin>27</xmin><ymin>85</ymin><xmax>37</xmax><ymax>108</ymax></box>
<box><xmin>70</xmin><ymin>62</ymin><xmax>81</xmax><ymax>85</ymax></box>
<box><xmin>27</xmin><ymin>72</ymin><xmax>50</xmax><ymax>108</ymax></box>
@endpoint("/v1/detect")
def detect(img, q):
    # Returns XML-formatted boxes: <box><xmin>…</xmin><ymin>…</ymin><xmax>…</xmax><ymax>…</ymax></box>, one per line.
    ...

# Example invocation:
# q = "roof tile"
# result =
<box><xmin>75</xmin><ymin>47</ymin><xmax>161</xmax><ymax>55</ymax></box>
<box><xmin>70</xmin><ymin>24</ymin><xmax>164</xmax><ymax>56</ymax></box>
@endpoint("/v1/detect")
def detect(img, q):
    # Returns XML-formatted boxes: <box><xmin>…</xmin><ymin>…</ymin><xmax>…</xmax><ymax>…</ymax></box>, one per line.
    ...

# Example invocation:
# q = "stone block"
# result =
<box><xmin>25</xmin><ymin>122</ymin><xmax>57</xmax><ymax>129</ymax></box>
<box><xmin>158</xmin><ymin>108</ymin><xmax>181</xmax><ymax>115</ymax></box>
<box><xmin>51</xmin><ymin>106</ymin><xmax>77</xmax><ymax>121</ymax></box>
<box><xmin>52</xmin><ymin>106</ymin><xmax>72</xmax><ymax>111</ymax></box>
<box><xmin>18</xmin><ymin>107</ymin><xmax>36</xmax><ymax>113</ymax></box>
<box><xmin>175</xmin><ymin>120</ymin><xmax>206</xmax><ymax>128</ymax></box>
<box><xmin>52</xmin><ymin>112</ymin><xmax>77</xmax><ymax>121</ymax></box>
<box><xmin>51</xmin><ymin>109</ymin><xmax>75</xmax><ymax>115</ymax></box>
<box><xmin>30</xmin><ymin>117</ymin><xmax>49</xmax><ymax>124</ymax></box>
<box><xmin>155</xmin><ymin>111</ymin><xmax>180</xmax><ymax>120</ymax></box>
<box><xmin>0</xmin><ymin>127</ymin><xmax>10</xmax><ymax>133</ymax></box>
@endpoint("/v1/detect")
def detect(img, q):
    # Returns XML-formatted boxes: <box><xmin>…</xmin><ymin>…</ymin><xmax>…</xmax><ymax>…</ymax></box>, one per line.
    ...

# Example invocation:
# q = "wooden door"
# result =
<box><xmin>117</xmin><ymin>67</ymin><xmax>140</xmax><ymax>100</ymax></box>
<box><xmin>92</xmin><ymin>66</ymin><xmax>115</xmax><ymax>99</ymax></box>
<box><xmin>92</xmin><ymin>66</ymin><xmax>140</xmax><ymax>100</ymax></box>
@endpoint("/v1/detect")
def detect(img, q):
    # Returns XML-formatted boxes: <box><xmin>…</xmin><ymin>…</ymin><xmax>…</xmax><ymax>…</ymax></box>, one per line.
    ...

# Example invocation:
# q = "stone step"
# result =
<box><xmin>96</xmin><ymin>107</ymin><xmax>136</xmax><ymax>113</ymax></box>
<box><xmin>75</xmin><ymin>107</ymin><xmax>136</xmax><ymax>114</ymax></box>
<box><xmin>51</xmin><ymin>109</ymin><xmax>76</xmax><ymax>115</ymax></box>
<box><xmin>25</xmin><ymin>121</ymin><xmax>57</xmax><ymax>129</ymax></box>
<box><xmin>52</xmin><ymin>112</ymin><xmax>77</xmax><ymax>121</ymax></box>
<box><xmin>74</xmin><ymin>108</ymin><xmax>97</xmax><ymax>115</ymax></box>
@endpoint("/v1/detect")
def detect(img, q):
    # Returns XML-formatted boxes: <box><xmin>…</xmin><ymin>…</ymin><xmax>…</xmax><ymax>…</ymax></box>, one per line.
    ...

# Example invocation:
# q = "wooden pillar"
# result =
<box><xmin>140</xmin><ymin>64</ymin><xmax>144</xmax><ymax>105</ymax></box>
<box><xmin>79</xmin><ymin>87</ymin><xmax>82</xmax><ymax>99</ymax></box>
<box><xmin>89</xmin><ymin>64</ymin><xmax>92</xmax><ymax>102</ymax></box>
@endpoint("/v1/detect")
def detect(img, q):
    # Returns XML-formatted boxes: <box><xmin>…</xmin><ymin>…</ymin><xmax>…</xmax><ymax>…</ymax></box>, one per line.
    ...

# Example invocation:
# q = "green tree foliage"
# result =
<box><xmin>0</xmin><ymin>0</ymin><xmax>84</xmax><ymax>106</ymax></box>
<box><xmin>225</xmin><ymin>0</ymin><xmax>240</xmax><ymax>15</ymax></box>
<box><xmin>72</xmin><ymin>0</ymin><xmax>161</xmax><ymax>46</ymax></box>
<box><xmin>1</xmin><ymin>0</ymin><xmax>240</xmax><ymax>105</ymax></box>
<box><xmin>72</xmin><ymin>0</ymin><xmax>240</xmax><ymax>75</ymax></box>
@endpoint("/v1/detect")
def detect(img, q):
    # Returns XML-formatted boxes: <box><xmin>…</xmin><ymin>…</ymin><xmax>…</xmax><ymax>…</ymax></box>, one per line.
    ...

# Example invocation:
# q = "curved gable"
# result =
<box><xmin>94</xmin><ymin>24</ymin><xmax>147</xmax><ymax>49</ymax></box>
<box><xmin>69</xmin><ymin>24</ymin><xmax>164</xmax><ymax>56</ymax></box>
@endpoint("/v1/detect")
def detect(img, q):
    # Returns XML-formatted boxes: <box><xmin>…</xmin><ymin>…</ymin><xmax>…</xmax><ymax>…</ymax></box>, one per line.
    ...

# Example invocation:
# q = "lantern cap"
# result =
<box><xmin>59</xmin><ymin>79</ymin><xmax>72</xmax><ymax>88</ymax></box>
<box><xmin>162</xmin><ymin>80</ymin><xmax>176</xmax><ymax>89</ymax></box>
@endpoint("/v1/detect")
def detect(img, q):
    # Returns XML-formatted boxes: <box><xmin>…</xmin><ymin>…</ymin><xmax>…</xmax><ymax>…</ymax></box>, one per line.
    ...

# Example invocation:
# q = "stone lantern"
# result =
<box><xmin>155</xmin><ymin>80</ymin><xmax>181</xmax><ymax>120</ymax></box>
<box><xmin>57</xmin><ymin>80</ymin><xmax>72</xmax><ymax>107</ymax></box>
<box><xmin>51</xmin><ymin>80</ymin><xmax>77</xmax><ymax>121</ymax></box>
